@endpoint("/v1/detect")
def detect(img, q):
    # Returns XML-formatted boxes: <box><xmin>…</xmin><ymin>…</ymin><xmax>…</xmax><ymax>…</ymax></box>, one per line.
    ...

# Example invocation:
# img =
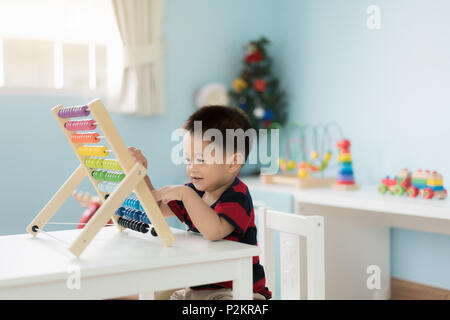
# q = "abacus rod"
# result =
<box><xmin>69</xmin><ymin>162</ymin><xmax>147</xmax><ymax>257</ymax></box>
<box><xmin>45</xmin><ymin>222</ymin><xmax>115</xmax><ymax>226</ymax></box>
<box><xmin>45</xmin><ymin>221</ymin><xmax>157</xmax><ymax>236</ymax></box>
<box><xmin>32</xmin><ymin>226</ymin><xmax>70</xmax><ymax>246</ymax></box>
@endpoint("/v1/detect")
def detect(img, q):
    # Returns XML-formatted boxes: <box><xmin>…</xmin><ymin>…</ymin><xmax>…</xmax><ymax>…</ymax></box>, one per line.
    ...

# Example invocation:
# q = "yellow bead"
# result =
<box><xmin>287</xmin><ymin>160</ymin><xmax>296</xmax><ymax>171</ymax></box>
<box><xmin>310</xmin><ymin>150</ymin><xmax>319</xmax><ymax>159</ymax></box>
<box><xmin>324</xmin><ymin>151</ymin><xmax>332</xmax><ymax>162</ymax></box>
<box><xmin>298</xmin><ymin>169</ymin><xmax>308</xmax><ymax>179</ymax></box>
<box><xmin>77</xmin><ymin>146</ymin><xmax>109</xmax><ymax>157</ymax></box>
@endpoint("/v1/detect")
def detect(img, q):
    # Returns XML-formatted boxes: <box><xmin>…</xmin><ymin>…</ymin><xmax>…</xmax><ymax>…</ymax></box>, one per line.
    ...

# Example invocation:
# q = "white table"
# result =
<box><xmin>0</xmin><ymin>227</ymin><xmax>258</xmax><ymax>300</ymax></box>
<box><xmin>244</xmin><ymin>177</ymin><xmax>450</xmax><ymax>300</ymax></box>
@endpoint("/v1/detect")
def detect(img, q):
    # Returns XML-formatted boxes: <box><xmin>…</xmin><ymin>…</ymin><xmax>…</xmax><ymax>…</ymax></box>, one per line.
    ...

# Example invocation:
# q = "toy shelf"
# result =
<box><xmin>246</xmin><ymin>177</ymin><xmax>450</xmax><ymax>222</ymax></box>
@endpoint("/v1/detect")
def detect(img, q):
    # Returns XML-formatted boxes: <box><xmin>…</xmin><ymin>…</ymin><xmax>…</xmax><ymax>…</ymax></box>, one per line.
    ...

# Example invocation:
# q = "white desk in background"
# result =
<box><xmin>0</xmin><ymin>227</ymin><xmax>258</xmax><ymax>299</ymax></box>
<box><xmin>244</xmin><ymin>177</ymin><xmax>450</xmax><ymax>300</ymax></box>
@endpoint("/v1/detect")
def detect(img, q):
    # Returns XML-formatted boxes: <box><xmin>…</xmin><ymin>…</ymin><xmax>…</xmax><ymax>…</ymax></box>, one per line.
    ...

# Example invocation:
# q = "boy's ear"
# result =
<box><xmin>227</xmin><ymin>152</ymin><xmax>245</xmax><ymax>173</ymax></box>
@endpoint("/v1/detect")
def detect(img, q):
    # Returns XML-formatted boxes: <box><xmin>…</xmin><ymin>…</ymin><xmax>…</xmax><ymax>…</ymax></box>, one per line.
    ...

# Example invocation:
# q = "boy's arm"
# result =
<box><xmin>144</xmin><ymin>175</ymin><xmax>175</xmax><ymax>218</ymax></box>
<box><xmin>154</xmin><ymin>186</ymin><xmax>234</xmax><ymax>240</ymax></box>
<box><xmin>129</xmin><ymin>147</ymin><xmax>174</xmax><ymax>218</ymax></box>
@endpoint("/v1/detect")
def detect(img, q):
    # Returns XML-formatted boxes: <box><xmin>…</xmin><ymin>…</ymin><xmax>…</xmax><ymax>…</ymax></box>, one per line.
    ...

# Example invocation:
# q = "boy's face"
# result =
<box><xmin>183</xmin><ymin>133</ymin><xmax>239</xmax><ymax>192</ymax></box>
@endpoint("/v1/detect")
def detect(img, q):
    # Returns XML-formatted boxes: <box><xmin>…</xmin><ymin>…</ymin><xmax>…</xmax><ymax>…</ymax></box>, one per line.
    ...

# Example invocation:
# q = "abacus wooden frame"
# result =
<box><xmin>26</xmin><ymin>98</ymin><xmax>175</xmax><ymax>257</ymax></box>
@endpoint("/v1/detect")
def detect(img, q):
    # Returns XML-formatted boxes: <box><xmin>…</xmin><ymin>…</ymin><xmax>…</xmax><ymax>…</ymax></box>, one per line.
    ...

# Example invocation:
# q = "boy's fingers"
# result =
<box><xmin>128</xmin><ymin>148</ymin><xmax>145</xmax><ymax>161</ymax></box>
<box><xmin>152</xmin><ymin>190</ymin><xmax>161</xmax><ymax>201</ymax></box>
<box><xmin>128</xmin><ymin>147</ymin><xmax>143</xmax><ymax>156</ymax></box>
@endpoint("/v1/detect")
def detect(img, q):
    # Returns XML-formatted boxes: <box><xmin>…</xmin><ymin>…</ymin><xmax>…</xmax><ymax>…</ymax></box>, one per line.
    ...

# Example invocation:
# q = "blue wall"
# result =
<box><xmin>270</xmin><ymin>0</ymin><xmax>450</xmax><ymax>290</ymax></box>
<box><xmin>1</xmin><ymin>0</ymin><xmax>449</xmax><ymax>292</ymax></box>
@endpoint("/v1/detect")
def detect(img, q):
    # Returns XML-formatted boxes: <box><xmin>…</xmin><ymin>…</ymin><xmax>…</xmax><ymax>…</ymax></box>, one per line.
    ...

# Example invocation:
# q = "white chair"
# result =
<box><xmin>254</xmin><ymin>204</ymin><xmax>325</xmax><ymax>300</ymax></box>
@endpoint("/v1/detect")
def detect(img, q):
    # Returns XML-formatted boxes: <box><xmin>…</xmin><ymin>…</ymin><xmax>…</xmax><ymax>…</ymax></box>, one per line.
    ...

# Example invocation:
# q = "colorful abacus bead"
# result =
<box><xmin>85</xmin><ymin>158</ymin><xmax>123</xmax><ymax>171</ymax></box>
<box><xmin>71</xmin><ymin>133</ymin><xmax>100</xmax><ymax>144</ymax></box>
<box><xmin>122</xmin><ymin>197</ymin><xmax>144</xmax><ymax>211</ymax></box>
<box><xmin>85</xmin><ymin>158</ymin><xmax>103</xmax><ymax>169</ymax></box>
<box><xmin>97</xmin><ymin>181</ymin><xmax>119</xmax><ymax>193</ymax></box>
<box><xmin>103</xmin><ymin>159</ymin><xmax>122</xmax><ymax>171</ymax></box>
<box><xmin>64</xmin><ymin>119</ymin><xmax>97</xmax><ymax>131</ymax></box>
<box><xmin>77</xmin><ymin>146</ymin><xmax>109</xmax><ymax>157</ymax></box>
<box><xmin>116</xmin><ymin>207</ymin><xmax>150</xmax><ymax>224</ymax></box>
<box><xmin>92</xmin><ymin>170</ymin><xmax>125</xmax><ymax>183</ymax></box>
<box><xmin>117</xmin><ymin>216</ymin><xmax>149</xmax><ymax>234</ymax></box>
<box><xmin>58</xmin><ymin>105</ymin><xmax>90</xmax><ymax>118</ymax></box>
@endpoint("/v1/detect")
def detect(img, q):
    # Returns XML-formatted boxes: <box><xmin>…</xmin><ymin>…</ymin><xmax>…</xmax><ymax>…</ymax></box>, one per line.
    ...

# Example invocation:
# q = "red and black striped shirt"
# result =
<box><xmin>167</xmin><ymin>177</ymin><xmax>272</xmax><ymax>299</ymax></box>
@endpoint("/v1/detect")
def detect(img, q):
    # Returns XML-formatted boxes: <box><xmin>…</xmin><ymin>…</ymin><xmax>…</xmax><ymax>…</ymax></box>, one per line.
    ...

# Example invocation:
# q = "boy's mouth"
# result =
<box><xmin>191</xmin><ymin>176</ymin><xmax>203</xmax><ymax>183</ymax></box>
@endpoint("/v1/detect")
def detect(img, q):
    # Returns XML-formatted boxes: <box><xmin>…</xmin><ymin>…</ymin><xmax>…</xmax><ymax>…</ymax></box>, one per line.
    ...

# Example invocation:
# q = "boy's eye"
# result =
<box><xmin>183</xmin><ymin>157</ymin><xmax>203</xmax><ymax>164</ymax></box>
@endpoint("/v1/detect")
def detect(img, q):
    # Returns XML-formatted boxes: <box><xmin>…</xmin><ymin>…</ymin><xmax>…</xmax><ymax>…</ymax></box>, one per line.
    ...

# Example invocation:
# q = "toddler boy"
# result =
<box><xmin>129</xmin><ymin>105</ymin><xmax>271</xmax><ymax>300</ymax></box>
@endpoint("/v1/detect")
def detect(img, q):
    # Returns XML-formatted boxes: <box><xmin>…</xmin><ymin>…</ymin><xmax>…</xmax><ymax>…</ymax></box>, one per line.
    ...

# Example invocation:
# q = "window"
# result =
<box><xmin>0</xmin><ymin>0</ymin><xmax>119</xmax><ymax>93</ymax></box>
<box><xmin>3</xmin><ymin>38</ymin><xmax>54</xmax><ymax>88</ymax></box>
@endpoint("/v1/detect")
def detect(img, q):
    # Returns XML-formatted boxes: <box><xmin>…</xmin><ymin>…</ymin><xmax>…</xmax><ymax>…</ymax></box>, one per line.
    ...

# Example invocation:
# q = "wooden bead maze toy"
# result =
<box><xmin>260</xmin><ymin>122</ymin><xmax>342</xmax><ymax>188</ymax></box>
<box><xmin>26</xmin><ymin>98</ymin><xmax>175</xmax><ymax>257</ymax></box>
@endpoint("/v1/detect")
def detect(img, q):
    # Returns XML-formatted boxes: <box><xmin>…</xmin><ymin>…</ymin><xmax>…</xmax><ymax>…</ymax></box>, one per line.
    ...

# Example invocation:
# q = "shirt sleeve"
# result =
<box><xmin>214</xmin><ymin>190</ymin><xmax>252</xmax><ymax>234</ymax></box>
<box><xmin>167</xmin><ymin>200</ymin><xmax>186</xmax><ymax>222</ymax></box>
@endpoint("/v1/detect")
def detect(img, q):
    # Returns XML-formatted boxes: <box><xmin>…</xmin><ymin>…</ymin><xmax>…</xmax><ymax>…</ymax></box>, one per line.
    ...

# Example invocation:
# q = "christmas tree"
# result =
<box><xmin>229</xmin><ymin>37</ymin><xmax>287</xmax><ymax>131</ymax></box>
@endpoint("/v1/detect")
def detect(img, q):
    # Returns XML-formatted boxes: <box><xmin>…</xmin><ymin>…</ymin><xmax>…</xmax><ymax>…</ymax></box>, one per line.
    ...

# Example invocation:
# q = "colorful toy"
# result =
<box><xmin>332</xmin><ymin>139</ymin><xmax>359</xmax><ymax>190</ymax></box>
<box><xmin>27</xmin><ymin>99</ymin><xmax>175</xmax><ymax>257</ymax></box>
<box><xmin>378</xmin><ymin>169</ymin><xmax>447</xmax><ymax>200</ymax></box>
<box><xmin>261</xmin><ymin>122</ymin><xmax>344</xmax><ymax>188</ymax></box>
<box><xmin>72</xmin><ymin>190</ymin><xmax>112</xmax><ymax>229</ymax></box>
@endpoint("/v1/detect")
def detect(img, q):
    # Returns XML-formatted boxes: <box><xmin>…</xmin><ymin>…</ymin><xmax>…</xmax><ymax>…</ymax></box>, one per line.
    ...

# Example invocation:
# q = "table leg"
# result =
<box><xmin>233</xmin><ymin>257</ymin><xmax>253</xmax><ymax>300</ymax></box>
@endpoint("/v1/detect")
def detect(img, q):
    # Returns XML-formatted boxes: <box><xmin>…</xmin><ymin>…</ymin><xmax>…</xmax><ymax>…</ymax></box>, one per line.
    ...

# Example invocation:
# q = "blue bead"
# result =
<box><xmin>115</xmin><ymin>207</ymin><xmax>124</xmax><ymax>217</ymax></box>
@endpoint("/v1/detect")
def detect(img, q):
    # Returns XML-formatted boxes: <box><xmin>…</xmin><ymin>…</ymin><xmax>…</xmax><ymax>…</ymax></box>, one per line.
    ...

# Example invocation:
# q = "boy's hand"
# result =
<box><xmin>153</xmin><ymin>185</ymin><xmax>189</xmax><ymax>204</ymax></box>
<box><xmin>72</xmin><ymin>190</ymin><xmax>99</xmax><ymax>208</ymax></box>
<box><xmin>128</xmin><ymin>147</ymin><xmax>148</xmax><ymax>169</ymax></box>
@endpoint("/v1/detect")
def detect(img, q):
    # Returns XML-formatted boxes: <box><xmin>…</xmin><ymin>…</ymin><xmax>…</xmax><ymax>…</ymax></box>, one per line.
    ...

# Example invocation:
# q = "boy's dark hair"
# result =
<box><xmin>183</xmin><ymin>105</ymin><xmax>254</xmax><ymax>161</ymax></box>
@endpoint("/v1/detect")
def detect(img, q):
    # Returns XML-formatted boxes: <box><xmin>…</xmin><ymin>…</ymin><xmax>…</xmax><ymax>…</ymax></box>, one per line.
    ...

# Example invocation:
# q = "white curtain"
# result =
<box><xmin>109</xmin><ymin>0</ymin><xmax>166</xmax><ymax>115</ymax></box>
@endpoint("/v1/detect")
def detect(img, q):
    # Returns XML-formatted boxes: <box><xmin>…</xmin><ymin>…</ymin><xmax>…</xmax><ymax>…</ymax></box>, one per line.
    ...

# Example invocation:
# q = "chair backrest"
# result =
<box><xmin>255</xmin><ymin>204</ymin><xmax>325</xmax><ymax>300</ymax></box>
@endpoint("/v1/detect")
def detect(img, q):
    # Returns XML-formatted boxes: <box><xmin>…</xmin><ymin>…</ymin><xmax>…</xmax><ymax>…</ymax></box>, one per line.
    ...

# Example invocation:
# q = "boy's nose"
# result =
<box><xmin>189</xmin><ymin>164</ymin><xmax>202</xmax><ymax>173</ymax></box>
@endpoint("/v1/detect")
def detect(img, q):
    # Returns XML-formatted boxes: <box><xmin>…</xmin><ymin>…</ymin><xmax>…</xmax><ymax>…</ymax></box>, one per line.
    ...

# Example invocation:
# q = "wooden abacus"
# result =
<box><xmin>26</xmin><ymin>98</ymin><xmax>175</xmax><ymax>257</ymax></box>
